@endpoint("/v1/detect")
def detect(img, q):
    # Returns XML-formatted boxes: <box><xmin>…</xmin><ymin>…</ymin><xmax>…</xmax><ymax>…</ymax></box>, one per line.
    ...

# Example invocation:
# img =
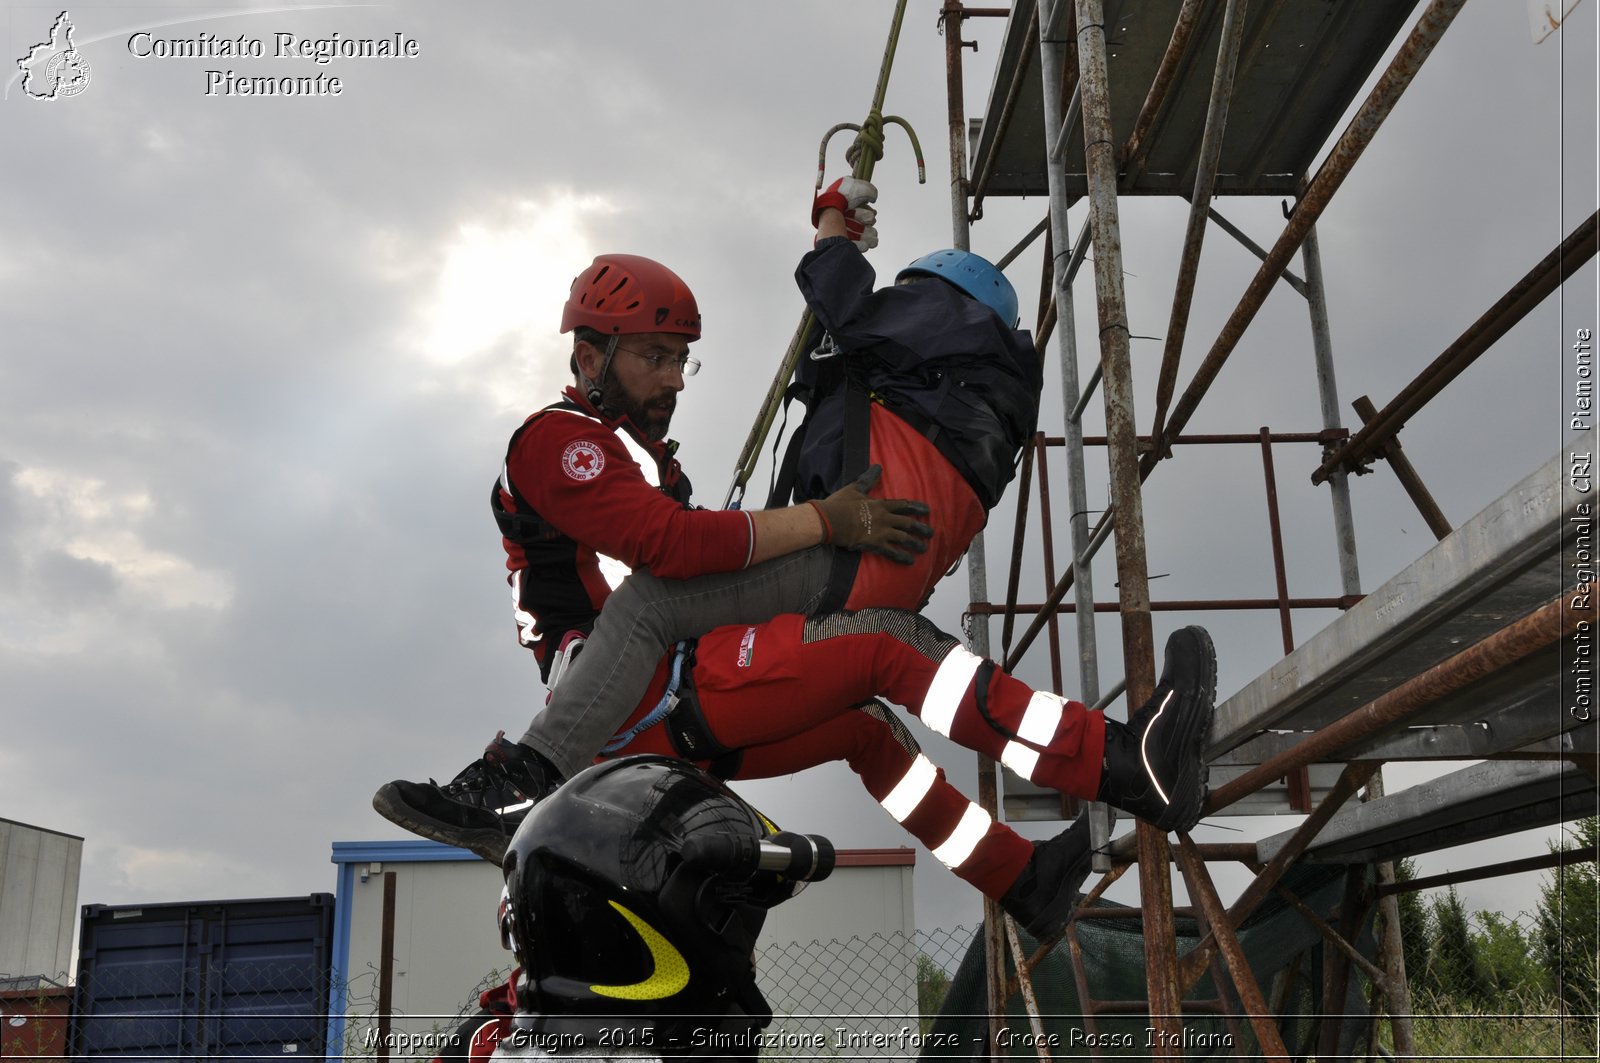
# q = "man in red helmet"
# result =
<box><xmin>378</xmin><ymin>191</ymin><xmax>1046</xmax><ymax>820</ymax></box>
<box><xmin>375</xmin><ymin>251</ymin><xmax>947</xmax><ymax>848</ymax></box>
<box><xmin>376</xmin><ymin>200</ymin><xmax>1216</xmax><ymax>938</ymax></box>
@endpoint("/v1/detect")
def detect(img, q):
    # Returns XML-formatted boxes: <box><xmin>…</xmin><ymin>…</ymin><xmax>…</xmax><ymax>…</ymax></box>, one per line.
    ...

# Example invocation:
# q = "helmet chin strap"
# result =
<box><xmin>584</xmin><ymin>335</ymin><xmax>622</xmax><ymax>414</ymax></box>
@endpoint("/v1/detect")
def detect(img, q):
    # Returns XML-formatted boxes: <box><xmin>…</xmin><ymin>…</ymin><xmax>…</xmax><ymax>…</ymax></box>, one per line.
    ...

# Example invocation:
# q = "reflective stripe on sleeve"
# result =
<box><xmin>614</xmin><ymin>428</ymin><xmax>661</xmax><ymax>488</ymax></box>
<box><xmin>919</xmin><ymin>647</ymin><xmax>983</xmax><ymax>738</ymax></box>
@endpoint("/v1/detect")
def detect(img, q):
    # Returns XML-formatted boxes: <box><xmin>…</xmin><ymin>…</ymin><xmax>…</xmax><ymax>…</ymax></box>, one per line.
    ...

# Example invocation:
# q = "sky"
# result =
<box><xmin>1</xmin><ymin>0</ymin><xmax>1597</xmax><ymax>956</ymax></box>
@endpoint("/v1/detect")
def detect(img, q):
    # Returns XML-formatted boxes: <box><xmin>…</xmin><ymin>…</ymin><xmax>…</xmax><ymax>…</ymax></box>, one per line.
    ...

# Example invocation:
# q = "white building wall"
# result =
<box><xmin>331</xmin><ymin>841</ymin><xmax>917</xmax><ymax>1059</ymax></box>
<box><xmin>332</xmin><ymin>843</ymin><xmax>508</xmax><ymax>1059</ymax></box>
<box><xmin>0</xmin><ymin>819</ymin><xmax>83</xmax><ymax>979</ymax></box>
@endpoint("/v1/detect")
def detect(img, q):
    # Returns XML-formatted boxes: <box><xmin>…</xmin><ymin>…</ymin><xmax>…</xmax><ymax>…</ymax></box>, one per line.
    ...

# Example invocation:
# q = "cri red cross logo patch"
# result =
<box><xmin>562</xmin><ymin>440</ymin><xmax>605</xmax><ymax>481</ymax></box>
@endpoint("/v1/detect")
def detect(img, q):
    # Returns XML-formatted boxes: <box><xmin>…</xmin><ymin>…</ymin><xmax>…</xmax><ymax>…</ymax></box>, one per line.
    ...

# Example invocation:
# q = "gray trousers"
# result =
<box><xmin>521</xmin><ymin>546</ymin><xmax>836</xmax><ymax>778</ymax></box>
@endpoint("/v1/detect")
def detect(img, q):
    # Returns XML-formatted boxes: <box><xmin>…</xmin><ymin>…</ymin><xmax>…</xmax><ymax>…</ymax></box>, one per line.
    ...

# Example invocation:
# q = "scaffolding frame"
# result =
<box><xmin>937</xmin><ymin>0</ymin><xmax>1597</xmax><ymax>1057</ymax></box>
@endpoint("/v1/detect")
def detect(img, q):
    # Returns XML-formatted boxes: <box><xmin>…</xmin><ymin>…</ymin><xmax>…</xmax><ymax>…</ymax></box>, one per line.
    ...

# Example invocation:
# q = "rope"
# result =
<box><xmin>721</xmin><ymin>0</ymin><xmax>924</xmax><ymax>510</ymax></box>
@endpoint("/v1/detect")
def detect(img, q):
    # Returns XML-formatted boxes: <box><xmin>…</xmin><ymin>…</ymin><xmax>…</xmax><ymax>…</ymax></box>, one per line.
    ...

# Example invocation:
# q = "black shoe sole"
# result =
<box><xmin>1159</xmin><ymin>625</ymin><xmax>1217</xmax><ymax>832</ymax></box>
<box><xmin>372</xmin><ymin>783</ymin><xmax>511</xmax><ymax>865</ymax></box>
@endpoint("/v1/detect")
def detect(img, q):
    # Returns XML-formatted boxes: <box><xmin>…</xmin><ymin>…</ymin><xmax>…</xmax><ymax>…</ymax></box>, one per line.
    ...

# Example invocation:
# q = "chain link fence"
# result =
<box><xmin>7</xmin><ymin>905</ymin><xmax>1594</xmax><ymax>1060</ymax></box>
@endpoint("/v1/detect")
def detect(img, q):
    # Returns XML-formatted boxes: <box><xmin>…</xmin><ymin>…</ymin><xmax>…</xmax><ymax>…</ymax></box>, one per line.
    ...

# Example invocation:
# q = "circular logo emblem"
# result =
<box><xmin>45</xmin><ymin>50</ymin><xmax>91</xmax><ymax>98</ymax></box>
<box><xmin>562</xmin><ymin>440</ymin><xmax>605</xmax><ymax>481</ymax></box>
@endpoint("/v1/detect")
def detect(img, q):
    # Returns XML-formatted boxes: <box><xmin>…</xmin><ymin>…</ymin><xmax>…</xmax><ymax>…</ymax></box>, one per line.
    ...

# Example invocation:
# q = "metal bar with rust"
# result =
<box><xmin>377</xmin><ymin>871</ymin><xmax>397</xmax><ymax>1062</ymax></box>
<box><xmin>1260</xmin><ymin>427</ymin><xmax>1314</xmax><ymax>812</ymax></box>
<box><xmin>1352</xmin><ymin>393</ymin><xmax>1453</xmax><ymax>538</ymax></box>
<box><xmin>1063</xmin><ymin>925</ymin><xmax>1111</xmax><ymax>1059</ymax></box>
<box><xmin>1004</xmin><ymin>917</ymin><xmax>1055</xmax><ymax>1063</ymax></box>
<box><xmin>1364</xmin><ymin>769</ymin><xmax>1418</xmax><ymax>1058</ymax></box>
<box><xmin>1075</xmin><ymin>0</ymin><xmax>1181</xmax><ymax>1046</ymax></box>
<box><xmin>1118</xmin><ymin>0</ymin><xmax>1206</xmax><ymax>180</ymax></box>
<box><xmin>1260</xmin><ymin>428</ymin><xmax>1296</xmax><ymax>653</ymax></box>
<box><xmin>1142</xmin><ymin>0</ymin><xmax>1470</xmax><ymax>482</ymax></box>
<box><xmin>974</xmin><ymin>595</ymin><xmax>1351</xmax><ymax>616</ymax></box>
<box><xmin>969</xmin><ymin>3</ymin><xmax>1040</xmax><ymax>220</ymax></box>
<box><xmin>1074</xmin><ymin>430</ymin><xmax>1337</xmax><ymax>446</ymax></box>
<box><xmin>1177</xmin><ymin>835</ymin><xmax>1292</xmax><ymax>1060</ymax></box>
<box><xmin>1301</xmin><ymin>223</ymin><xmax>1365</xmax><ymax>599</ymax></box>
<box><xmin>1207</xmin><ymin>205</ymin><xmax>1308</xmax><ymax>295</ymax></box>
<box><xmin>998</xmin><ymin>507</ymin><xmax>1111</xmax><ymax>672</ymax></box>
<box><xmin>1315</xmin><ymin>872</ymin><xmax>1371</xmax><ymax>1060</ymax></box>
<box><xmin>1034</xmin><ymin>0</ymin><xmax>1113</xmax><ymax>863</ymax></box>
<box><xmin>1149</xmin><ymin>0</ymin><xmax>1250</xmax><ymax>450</ymax></box>
<box><xmin>943</xmin><ymin>13</ymin><xmax>1008</xmax><ymax>1059</ymax></box>
<box><xmin>1033</xmin><ymin>433</ymin><xmax>1066</xmax><ymax>691</ymax></box>
<box><xmin>1181</xmin><ymin>762</ymin><xmax>1378</xmax><ymax>991</ymax></box>
<box><xmin>1000</xmin><ymin>213</ymin><xmax>1052</xmax><ymax>271</ymax></box>
<box><xmin>999</xmin><ymin>436</ymin><xmax>1037</xmax><ymax>657</ymax></box>
<box><xmin>1208</xmin><ymin>593</ymin><xmax>1573</xmax><ymax>811</ymax></box>
<box><xmin>1315</xmin><ymin>211</ymin><xmax>1600</xmax><ymax>485</ymax></box>
<box><xmin>1272</xmin><ymin>881</ymin><xmax>1389</xmax><ymax>991</ymax></box>
<box><xmin>1379</xmin><ymin>845</ymin><xmax>1600</xmax><ymax>896</ymax></box>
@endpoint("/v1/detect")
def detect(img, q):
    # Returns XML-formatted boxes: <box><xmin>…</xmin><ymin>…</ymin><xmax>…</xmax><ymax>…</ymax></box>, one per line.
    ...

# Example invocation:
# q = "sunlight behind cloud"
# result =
<box><xmin>417</xmin><ymin>192</ymin><xmax>614</xmax><ymax>368</ymax></box>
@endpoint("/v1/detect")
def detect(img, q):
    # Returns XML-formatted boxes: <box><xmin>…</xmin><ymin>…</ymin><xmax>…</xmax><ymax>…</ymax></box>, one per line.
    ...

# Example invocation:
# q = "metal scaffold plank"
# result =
<box><xmin>1256</xmin><ymin>759</ymin><xmax>1598</xmax><ymax>865</ymax></box>
<box><xmin>1209</xmin><ymin>443</ymin><xmax>1586</xmax><ymax>759</ymax></box>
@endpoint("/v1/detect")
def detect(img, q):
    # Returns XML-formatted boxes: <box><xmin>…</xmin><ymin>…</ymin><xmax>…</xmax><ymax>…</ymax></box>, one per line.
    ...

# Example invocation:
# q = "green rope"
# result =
<box><xmin>723</xmin><ymin>0</ymin><xmax>924</xmax><ymax>509</ymax></box>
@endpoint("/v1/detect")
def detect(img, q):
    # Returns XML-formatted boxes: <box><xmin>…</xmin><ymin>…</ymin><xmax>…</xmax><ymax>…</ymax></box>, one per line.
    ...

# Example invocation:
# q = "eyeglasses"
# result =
<box><xmin>616</xmin><ymin>345</ymin><xmax>700</xmax><ymax>377</ymax></box>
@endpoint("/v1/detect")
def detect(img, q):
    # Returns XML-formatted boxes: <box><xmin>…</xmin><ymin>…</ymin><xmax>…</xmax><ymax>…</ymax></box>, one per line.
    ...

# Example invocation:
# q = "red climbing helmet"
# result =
<box><xmin>560</xmin><ymin>254</ymin><xmax>702</xmax><ymax>339</ymax></box>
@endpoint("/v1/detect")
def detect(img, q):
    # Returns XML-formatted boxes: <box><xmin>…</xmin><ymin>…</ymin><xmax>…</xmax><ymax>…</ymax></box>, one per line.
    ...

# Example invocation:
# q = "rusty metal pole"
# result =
<box><xmin>1149</xmin><ymin>0</ymin><xmax>1249</xmax><ymax>449</ymax></box>
<box><xmin>1073</xmin><ymin>0</ymin><xmax>1182</xmax><ymax>1051</ymax></box>
<box><xmin>1314</xmin><ymin>211</ymin><xmax>1599</xmax><ymax>485</ymax></box>
<box><xmin>1176</xmin><ymin>836</ymin><xmax>1291</xmax><ymax>1060</ymax></box>
<box><xmin>1035</xmin><ymin>0</ymin><xmax>1113</xmax><ymax>860</ymax></box>
<box><xmin>943</xmin><ymin>5</ymin><xmax>1007</xmax><ymax>1052</ymax></box>
<box><xmin>1143</xmin><ymin>0</ymin><xmax>1470</xmax><ymax>482</ymax></box>
<box><xmin>377</xmin><ymin>871</ymin><xmax>396</xmax><ymax>1062</ymax></box>
<box><xmin>1300</xmin><ymin>224</ymin><xmax>1364</xmax><ymax>598</ymax></box>
<box><xmin>1259</xmin><ymin>429</ymin><xmax>1296</xmax><ymax>654</ymax></box>
<box><xmin>1351</xmin><ymin>393</ymin><xmax>1454</xmax><ymax>539</ymax></box>
<box><xmin>1364</xmin><ymin>769</ymin><xmax>1418</xmax><ymax>1058</ymax></box>
<box><xmin>1118</xmin><ymin>0</ymin><xmax>1206</xmax><ymax>183</ymax></box>
<box><xmin>1208</xmin><ymin>593</ymin><xmax>1573</xmax><ymax>809</ymax></box>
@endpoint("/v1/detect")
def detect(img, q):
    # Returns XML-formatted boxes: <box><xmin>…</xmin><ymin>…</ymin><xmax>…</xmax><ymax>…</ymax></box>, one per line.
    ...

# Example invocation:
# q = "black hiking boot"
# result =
<box><xmin>1096</xmin><ymin>625</ymin><xmax>1217</xmax><ymax>833</ymax></box>
<box><xmin>372</xmin><ymin>732</ymin><xmax>564</xmax><ymax>865</ymax></box>
<box><xmin>999</xmin><ymin>811</ymin><xmax>1103</xmax><ymax>941</ymax></box>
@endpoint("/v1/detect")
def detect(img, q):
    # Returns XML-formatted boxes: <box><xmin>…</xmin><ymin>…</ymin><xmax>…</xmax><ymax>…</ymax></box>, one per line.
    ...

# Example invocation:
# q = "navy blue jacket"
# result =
<box><xmin>786</xmin><ymin>237</ymin><xmax>1042</xmax><ymax>511</ymax></box>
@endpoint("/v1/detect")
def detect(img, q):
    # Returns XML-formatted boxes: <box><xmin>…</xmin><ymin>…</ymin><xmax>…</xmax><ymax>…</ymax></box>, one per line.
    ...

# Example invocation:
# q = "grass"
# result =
<box><xmin>1379</xmin><ymin>988</ymin><xmax>1596</xmax><ymax>1062</ymax></box>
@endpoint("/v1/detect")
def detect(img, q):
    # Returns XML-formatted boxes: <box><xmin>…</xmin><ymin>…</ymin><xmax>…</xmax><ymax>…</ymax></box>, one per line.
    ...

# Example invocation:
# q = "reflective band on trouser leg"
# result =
<box><xmin>919</xmin><ymin>647</ymin><xmax>984</xmax><ymax>738</ymax></box>
<box><xmin>931</xmin><ymin>803</ymin><xmax>994</xmax><ymax>870</ymax></box>
<box><xmin>999</xmin><ymin>690</ymin><xmax>1066</xmax><ymax>782</ymax></box>
<box><xmin>879</xmin><ymin>754</ymin><xmax>940</xmax><ymax>823</ymax></box>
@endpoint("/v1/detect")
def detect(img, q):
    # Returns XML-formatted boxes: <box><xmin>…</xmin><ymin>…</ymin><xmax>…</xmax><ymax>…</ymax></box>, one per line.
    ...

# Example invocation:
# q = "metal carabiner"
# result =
<box><xmin>808</xmin><ymin>331</ymin><xmax>843</xmax><ymax>362</ymax></box>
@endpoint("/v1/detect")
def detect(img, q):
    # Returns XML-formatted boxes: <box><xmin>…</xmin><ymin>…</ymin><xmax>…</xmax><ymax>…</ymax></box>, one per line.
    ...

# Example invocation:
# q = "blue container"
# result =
<box><xmin>72</xmin><ymin>894</ymin><xmax>334</xmax><ymax>1060</ymax></box>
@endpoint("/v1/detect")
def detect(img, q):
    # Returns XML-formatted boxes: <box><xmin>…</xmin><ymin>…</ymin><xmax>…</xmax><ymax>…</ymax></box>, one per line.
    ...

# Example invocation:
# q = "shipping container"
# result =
<box><xmin>71</xmin><ymin>894</ymin><xmax>334</xmax><ymax>1060</ymax></box>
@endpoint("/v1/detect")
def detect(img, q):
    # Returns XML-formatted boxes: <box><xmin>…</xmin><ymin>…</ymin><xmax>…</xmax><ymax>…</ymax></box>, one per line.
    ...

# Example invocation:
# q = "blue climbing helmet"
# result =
<box><xmin>897</xmin><ymin>248</ymin><xmax>1019</xmax><ymax>328</ymax></box>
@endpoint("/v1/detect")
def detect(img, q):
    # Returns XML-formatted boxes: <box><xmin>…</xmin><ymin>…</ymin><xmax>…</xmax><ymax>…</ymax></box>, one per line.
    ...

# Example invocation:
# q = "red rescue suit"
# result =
<box><xmin>607</xmin><ymin>611</ymin><xmax>1106</xmax><ymax>901</ymax></box>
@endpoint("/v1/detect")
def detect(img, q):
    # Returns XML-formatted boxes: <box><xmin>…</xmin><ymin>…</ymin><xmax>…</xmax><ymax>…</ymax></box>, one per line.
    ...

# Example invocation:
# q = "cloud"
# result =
<box><xmin>408</xmin><ymin>190</ymin><xmax>617</xmax><ymax>411</ymax></box>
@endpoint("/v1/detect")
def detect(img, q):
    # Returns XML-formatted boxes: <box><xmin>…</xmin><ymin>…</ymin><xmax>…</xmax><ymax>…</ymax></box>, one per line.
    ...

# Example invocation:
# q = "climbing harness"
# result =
<box><xmin>600</xmin><ymin>640</ymin><xmax>693</xmax><ymax>754</ymax></box>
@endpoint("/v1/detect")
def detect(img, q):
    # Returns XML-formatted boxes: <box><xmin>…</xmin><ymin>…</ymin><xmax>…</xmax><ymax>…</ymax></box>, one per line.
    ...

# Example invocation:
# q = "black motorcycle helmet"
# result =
<box><xmin>500</xmin><ymin>756</ymin><xmax>791</xmax><ymax>1050</ymax></box>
